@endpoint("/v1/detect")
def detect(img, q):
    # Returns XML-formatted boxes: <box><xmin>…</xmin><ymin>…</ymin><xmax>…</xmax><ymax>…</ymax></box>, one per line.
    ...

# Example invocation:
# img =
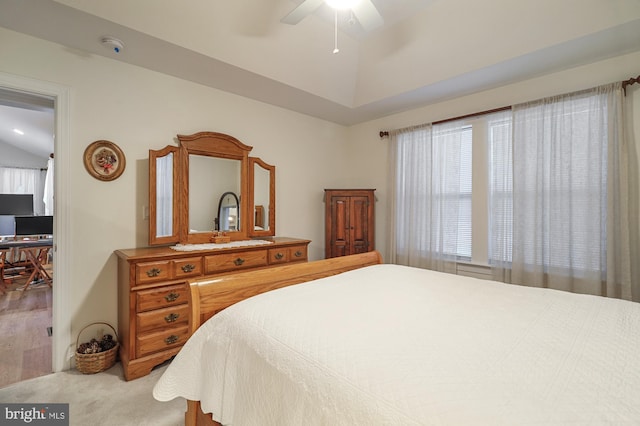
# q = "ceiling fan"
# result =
<box><xmin>281</xmin><ymin>0</ymin><xmax>384</xmax><ymax>33</ymax></box>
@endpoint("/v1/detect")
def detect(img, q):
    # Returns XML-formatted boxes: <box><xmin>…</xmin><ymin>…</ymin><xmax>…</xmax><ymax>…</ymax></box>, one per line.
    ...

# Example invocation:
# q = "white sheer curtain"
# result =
<box><xmin>43</xmin><ymin>157</ymin><xmax>55</xmax><ymax>215</ymax></box>
<box><xmin>491</xmin><ymin>83</ymin><xmax>632</xmax><ymax>300</ymax></box>
<box><xmin>388</xmin><ymin>120</ymin><xmax>468</xmax><ymax>273</ymax></box>
<box><xmin>0</xmin><ymin>166</ymin><xmax>46</xmax><ymax>215</ymax></box>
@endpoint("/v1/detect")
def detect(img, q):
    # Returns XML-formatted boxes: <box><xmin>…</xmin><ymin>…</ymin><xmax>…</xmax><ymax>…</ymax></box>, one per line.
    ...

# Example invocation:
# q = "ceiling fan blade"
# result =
<box><xmin>281</xmin><ymin>0</ymin><xmax>325</xmax><ymax>25</ymax></box>
<box><xmin>352</xmin><ymin>0</ymin><xmax>384</xmax><ymax>32</ymax></box>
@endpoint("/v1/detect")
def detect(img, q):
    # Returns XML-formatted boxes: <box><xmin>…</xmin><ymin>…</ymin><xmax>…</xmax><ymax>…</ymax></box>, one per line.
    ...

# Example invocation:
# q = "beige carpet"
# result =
<box><xmin>0</xmin><ymin>361</ymin><xmax>185</xmax><ymax>425</ymax></box>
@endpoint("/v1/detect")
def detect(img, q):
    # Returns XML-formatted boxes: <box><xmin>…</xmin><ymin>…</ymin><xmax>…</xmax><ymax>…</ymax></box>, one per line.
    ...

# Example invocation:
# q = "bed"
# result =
<box><xmin>153</xmin><ymin>251</ymin><xmax>640</xmax><ymax>425</ymax></box>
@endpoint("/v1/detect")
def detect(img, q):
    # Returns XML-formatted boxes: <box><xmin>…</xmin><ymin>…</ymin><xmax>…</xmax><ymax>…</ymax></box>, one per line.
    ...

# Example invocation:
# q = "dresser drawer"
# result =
<box><xmin>136</xmin><ymin>284</ymin><xmax>188</xmax><ymax>312</ymax></box>
<box><xmin>268</xmin><ymin>247</ymin><xmax>289</xmax><ymax>264</ymax></box>
<box><xmin>136</xmin><ymin>304</ymin><xmax>190</xmax><ymax>334</ymax></box>
<box><xmin>268</xmin><ymin>245</ymin><xmax>307</xmax><ymax>265</ymax></box>
<box><xmin>173</xmin><ymin>257</ymin><xmax>202</xmax><ymax>279</ymax></box>
<box><xmin>205</xmin><ymin>249</ymin><xmax>268</xmax><ymax>274</ymax></box>
<box><xmin>136</xmin><ymin>325</ymin><xmax>190</xmax><ymax>358</ymax></box>
<box><xmin>136</xmin><ymin>260</ymin><xmax>171</xmax><ymax>284</ymax></box>
<box><xmin>289</xmin><ymin>245</ymin><xmax>307</xmax><ymax>262</ymax></box>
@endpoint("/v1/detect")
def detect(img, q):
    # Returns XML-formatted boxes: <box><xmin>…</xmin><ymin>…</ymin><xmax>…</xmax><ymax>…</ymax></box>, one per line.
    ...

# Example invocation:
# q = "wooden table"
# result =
<box><xmin>0</xmin><ymin>238</ymin><xmax>53</xmax><ymax>291</ymax></box>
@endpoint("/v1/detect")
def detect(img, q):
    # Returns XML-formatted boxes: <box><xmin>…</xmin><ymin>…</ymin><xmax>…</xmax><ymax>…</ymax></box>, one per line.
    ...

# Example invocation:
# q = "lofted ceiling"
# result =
<box><xmin>0</xmin><ymin>0</ymin><xmax>639</xmax><ymax>159</ymax></box>
<box><xmin>0</xmin><ymin>88</ymin><xmax>54</xmax><ymax>160</ymax></box>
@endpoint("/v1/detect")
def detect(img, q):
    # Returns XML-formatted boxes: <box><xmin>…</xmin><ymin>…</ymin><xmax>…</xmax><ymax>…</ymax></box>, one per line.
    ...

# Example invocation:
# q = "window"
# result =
<box><xmin>391</xmin><ymin>83</ymin><xmax>630</xmax><ymax>300</ymax></box>
<box><xmin>428</xmin><ymin>124</ymin><xmax>473</xmax><ymax>259</ymax></box>
<box><xmin>487</xmin><ymin>114</ymin><xmax>513</xmax><ymax>265</ymax></box>
<box><xmin>499</xmin><ymin>90</ymin><xmax>612</xmax><ymax>276</ymax></box>
<box><xmin>391</xmin><ymin>111</ymin><xmax>510</xmax><ymax>269</ymax></box>
<box><xmin>393</xmin><ymin>101</ymin><xmax>608</xmax><ymax>271</ymax></box>
<box><xmin>0</xmin><ymin>166</ymin><xmax>46</xmax><ymax>216</ymax></box>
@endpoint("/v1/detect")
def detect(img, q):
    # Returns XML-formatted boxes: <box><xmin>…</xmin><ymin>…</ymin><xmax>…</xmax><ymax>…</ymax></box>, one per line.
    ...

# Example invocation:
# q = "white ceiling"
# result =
<box><xmin>0</xmin><ymin>88</ymin><xmax>54</xmax><ymax>160</ymax></box>
<box><xmin>0</xmin><ymin>0</ymin><xmax>639</xmax><ymax>157</ymax></box>
<box><xmin>286</xmin><ymin>0</ymin><xmax>435</xmax><ymax>40</ymax></box>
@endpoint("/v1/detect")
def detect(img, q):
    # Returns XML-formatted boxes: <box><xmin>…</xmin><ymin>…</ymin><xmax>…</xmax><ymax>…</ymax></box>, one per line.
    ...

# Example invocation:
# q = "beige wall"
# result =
<box><xmin>1</xmin><ymin>25</ymin><xmax>639</xmax><ymax>370</ymax></box>
<box><xmin>0</xmin><ymin>27</ymin><xmax>351</xmax><ymax>367</ymax></box>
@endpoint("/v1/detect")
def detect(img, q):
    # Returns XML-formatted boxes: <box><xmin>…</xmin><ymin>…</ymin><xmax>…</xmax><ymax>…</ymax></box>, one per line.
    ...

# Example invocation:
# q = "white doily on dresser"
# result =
<box><xmin>170</xmin><ymin>239</ymin><xmax>274</xmax><ymax>251</ymax></box>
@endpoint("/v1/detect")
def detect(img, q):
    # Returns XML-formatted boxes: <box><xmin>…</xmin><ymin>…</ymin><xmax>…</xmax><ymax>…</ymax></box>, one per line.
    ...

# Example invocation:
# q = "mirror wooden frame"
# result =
<box><xmin>148</xmin><ymin>131</ymin><xmax>276</xmax><ymax>245</ymax></box>
<box><xmin>248</xmin><ymin>157</ymin><xmax>275</xmax><ymax>237</ymax></box>
<box><xmin>178</xmin><ymin>132</ymin><xmax>251</xmax><ymax>244</ymax></box>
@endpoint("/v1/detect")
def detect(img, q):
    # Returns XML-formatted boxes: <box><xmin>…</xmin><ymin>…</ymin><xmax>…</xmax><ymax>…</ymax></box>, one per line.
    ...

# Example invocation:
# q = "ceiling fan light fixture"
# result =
<box><xmin>325</xmin><ymin>0</ymin><xmax>361</xmax><ymax>10</ymax></box>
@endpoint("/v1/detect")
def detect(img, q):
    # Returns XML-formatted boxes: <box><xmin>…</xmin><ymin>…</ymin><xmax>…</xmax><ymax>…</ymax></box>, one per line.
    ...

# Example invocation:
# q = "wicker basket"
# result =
<box><xmin>75</xmin><ymin>322</ymin><xmax>119</xmax><ymax>374</ymax></box>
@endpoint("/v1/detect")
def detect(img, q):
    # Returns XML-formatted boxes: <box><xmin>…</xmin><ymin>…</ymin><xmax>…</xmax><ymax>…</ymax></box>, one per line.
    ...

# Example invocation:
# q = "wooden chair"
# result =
<box><xmin>0</xmin><ymin>248</ymin><xmax>10</xmax><ymax>294</ymax></box>
<box><xmin>18</xmin><ymin>245</ymin><xmax>52</xmax><ymax>291</ymax></box>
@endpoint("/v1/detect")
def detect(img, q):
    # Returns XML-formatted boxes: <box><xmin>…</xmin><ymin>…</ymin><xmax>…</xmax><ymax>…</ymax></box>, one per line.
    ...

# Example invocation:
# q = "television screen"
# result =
<box><xmin>0</xmin><ymin>215</ymin><xmax>15</xmax><ymax>237</ymax></box>
<box><xmin>0</xmin><ymin>194</ymin><xmax>34</xmax><ymax>215</ymax></box>
<box><xmin>15</xmin><ymin>215</ymin><xmax>53</xmax><ymax>236</ymax></box>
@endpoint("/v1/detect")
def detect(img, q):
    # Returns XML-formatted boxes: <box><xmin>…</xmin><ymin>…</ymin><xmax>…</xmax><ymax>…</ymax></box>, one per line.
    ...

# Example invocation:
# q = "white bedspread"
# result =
<box><xmin>153</xmin><ymin>264</ymin><xmax>640</xmax><ymax>425</ymax></box>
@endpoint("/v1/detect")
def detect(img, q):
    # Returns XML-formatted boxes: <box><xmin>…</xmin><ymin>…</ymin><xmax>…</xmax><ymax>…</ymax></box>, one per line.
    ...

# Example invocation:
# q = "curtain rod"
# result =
<box><xmin>379</xmin><ymin>106</ymin><xmax>511</xmax><ymax>139</ymax></box>
<box><xmin>0</xmin><ymin>165</ymin><xmax>48</xmax><ymax>171</ymax></box>
<box><xmin>623</xmin><ymin>74</ymin><xmax>640</xmax><ymax>94</ymax></box>
<box><xmin>380</xmin><ymin>73</ymin><xmax>640</xmax><ymax>138</ymax></box>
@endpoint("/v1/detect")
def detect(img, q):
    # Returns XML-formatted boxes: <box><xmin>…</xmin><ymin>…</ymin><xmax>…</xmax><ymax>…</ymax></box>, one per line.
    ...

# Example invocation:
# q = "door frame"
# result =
<box><xmin>0</xmin><ymin>71</ymin><xmax>71</xmax><ymax>373</ymax></box>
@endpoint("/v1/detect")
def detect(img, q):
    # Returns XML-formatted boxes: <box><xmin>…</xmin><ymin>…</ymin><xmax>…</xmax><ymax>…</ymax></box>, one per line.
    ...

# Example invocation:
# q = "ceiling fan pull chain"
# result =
<box><xmin>333</xmin><ymin>9</ymin><xmax>339</xmax><ymax>54</ymax></box>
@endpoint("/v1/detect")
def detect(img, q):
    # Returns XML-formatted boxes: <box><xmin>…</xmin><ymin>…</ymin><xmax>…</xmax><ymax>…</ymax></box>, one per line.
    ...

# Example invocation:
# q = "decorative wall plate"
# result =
<box><xmin>83</xmin><ymin>140</ymin><xmax>126</xmax><ymax>181</ymax></box>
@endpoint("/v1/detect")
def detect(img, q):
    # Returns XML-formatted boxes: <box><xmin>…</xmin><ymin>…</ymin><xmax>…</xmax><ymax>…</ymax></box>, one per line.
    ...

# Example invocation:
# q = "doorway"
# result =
<box><xmin>0</xmin><ymin>87</ymin><xmax>54</xmax><ymax>387</ymax></box>
<box><xmin>0</xmin><ymin>72</ymin><xmax>71</xmax><ymax>385</ymax></box>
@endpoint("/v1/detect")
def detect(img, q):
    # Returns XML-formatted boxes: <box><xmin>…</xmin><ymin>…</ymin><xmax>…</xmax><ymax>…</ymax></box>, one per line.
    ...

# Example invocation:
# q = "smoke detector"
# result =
<box><xmin>101</xmin><ymin>37</ymin><xmax>124</xmax><ymax>54</ymax></box>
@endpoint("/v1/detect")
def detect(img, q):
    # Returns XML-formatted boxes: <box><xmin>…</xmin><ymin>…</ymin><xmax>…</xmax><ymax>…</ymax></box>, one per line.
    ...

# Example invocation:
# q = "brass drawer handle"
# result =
<box><xmin>146</xmin><ymin>267</ymin><xmax>162</xmax><ymax>277</ymax></box>
<box><xmin>294</xmin><ymin>251</ymin><xmax>303</xmax><ymax>257</ymax></box>
<box><xmin>164</xmin><ymin>313</ymin><xmax>180</xmax><ymax>323</ymax></box>
<box><xmin>164</xmin><ymin>292</ymin><xmax>180</xmax><ymax>302</ymax></box>
<box><xmin>164</xmin><ymin>335</ymin><xmax>179</xmax><ymax>345</ymax></box>
<box><xmin>234</xmin><ymin>258</ymin><xmax>245</xmax><ymax>266</ymax></box>
<box><xmin>181</xmin><ymin>263</ymin><xmax>196</xmax><ymax>273</ymax></box>
<box><xmin>275</xmin><ymin>252</ymin><xmax>284</xmax><ymax>260</ymax></box>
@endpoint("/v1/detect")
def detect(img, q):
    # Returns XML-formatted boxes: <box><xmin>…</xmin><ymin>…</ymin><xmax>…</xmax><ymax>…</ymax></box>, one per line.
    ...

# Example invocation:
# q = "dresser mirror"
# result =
<box><xmin>248</xmin><ymin>157</ymin><xmax>275</xmax><ymax>237</ymax></box>
<box><xmin>148</xmin><ymin>131</ymin><xmax>276</xmax><ymax>245</ymax></box>
<box><xmin>189</xmin><ymin>155</ymin><xmax>241</xmax><ymax>233</ymax></box>
<box><xmin>149</xmin><ymin>145</ymin><xmax>179</xmax><ymax>246</ymax></box>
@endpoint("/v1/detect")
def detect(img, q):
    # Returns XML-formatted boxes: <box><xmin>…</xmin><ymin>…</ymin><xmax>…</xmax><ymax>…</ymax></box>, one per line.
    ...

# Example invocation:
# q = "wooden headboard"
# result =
<box><xmin>184</xmin><ymin>250</ymin><xmax>383</xmax><ymax>426</ymax></box>
<box><xmin>188</xmin><ymin>250</ymin><xmax>383</xmax><ymax>332</ymax></box>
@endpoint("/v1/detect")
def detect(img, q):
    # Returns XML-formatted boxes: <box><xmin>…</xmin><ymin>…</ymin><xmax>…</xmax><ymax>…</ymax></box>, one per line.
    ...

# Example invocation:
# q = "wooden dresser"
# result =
<box><xmin>115</xmin><ymin>236</ymin><xmax>310</xmax><ymax>380</ymax></box>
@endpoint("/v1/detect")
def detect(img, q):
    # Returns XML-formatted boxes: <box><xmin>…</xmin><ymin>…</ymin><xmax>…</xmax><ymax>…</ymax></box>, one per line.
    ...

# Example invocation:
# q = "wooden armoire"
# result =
<box><xmin>324</xmin><ymin>189</ymin><xmax>375</xmax><ymax>258</ymax></box>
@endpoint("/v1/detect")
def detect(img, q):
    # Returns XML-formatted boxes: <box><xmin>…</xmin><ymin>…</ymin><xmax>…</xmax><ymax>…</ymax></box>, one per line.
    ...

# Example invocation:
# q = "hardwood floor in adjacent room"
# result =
<box><xmin>0</xmin><ymin>278</ymin><xmax>52</xmax><ymax>388</ymax></box>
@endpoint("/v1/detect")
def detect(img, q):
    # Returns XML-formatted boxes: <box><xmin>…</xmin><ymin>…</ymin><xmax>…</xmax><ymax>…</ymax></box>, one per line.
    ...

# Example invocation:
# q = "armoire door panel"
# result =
<box><xmin>331</xmin><ymin>197</ymin><xmax>349</xmax><ymax>247</ymax></box>
<box><xmin>330</xmin><ymin>242</ymin><xmax>348</xmax><ymax>258</ymax></box>
<box><xmin>350</xmin><ymin>196</ymin><xmax>369</xmax><ymax>252</ymax></box>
